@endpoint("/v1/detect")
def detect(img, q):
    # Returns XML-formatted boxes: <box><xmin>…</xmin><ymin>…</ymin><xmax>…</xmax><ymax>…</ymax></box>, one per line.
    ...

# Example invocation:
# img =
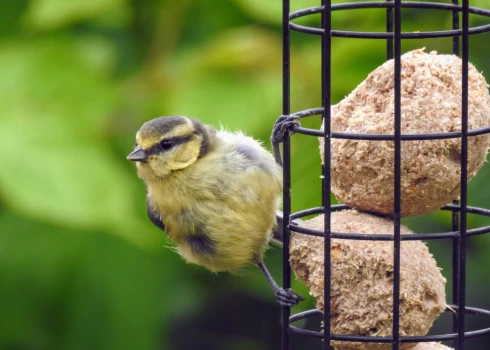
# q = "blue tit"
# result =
<box><xmin>127</xmin><ymin>116</ymin><xmax>303</xmax><ymax>306</ymax></box>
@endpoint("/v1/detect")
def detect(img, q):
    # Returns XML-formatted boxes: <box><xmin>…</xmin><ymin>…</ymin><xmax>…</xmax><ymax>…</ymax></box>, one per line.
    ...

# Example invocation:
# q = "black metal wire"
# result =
<box><xmin>282</xmin><ymin>0</ymin><xmax>291</xmax><ymax>348</ymax></box>
<box><xmin>289</xmin><ymin>306</ymin><xmax>490</xmax><ymax>341</ymax></box>
<box><xmin>321</xmin><ymin>0</ymin><xmax>326</xmax><ymax>210</ymax></box>
<box><xmin>386</xmin><ymin>0</ymin><xmax>393</xmax><ymax>59</ymax></box>
<box><xmin>453</xmin><ymin>198</ymin><xmax>461</xmax><ymax>340</ymax></box>
<box><xmin>458</xmin><ymin>0</ymin><xmax>470</xmax><ymax>347</ymax></box>
<box><xmin>392</xmin><ymin>2</ymin><xmax>402</xmax><ymax>347</ymax></box>
<box><xmin>273</xmin><ymin>107</ymin><xmax>490</xmax><ymax>139</ymax></box>
<box><xmin>281</xmin><ymin>0</ymin><xmax>490</xmax><ymax>349</ymax></box>
<box><xmin>289</xmin><ymin>3</ymin><xmax>490</xmax><ymax>38</ymax></box>
<box><xmin>451</xmin><ymin>0</ymin><xmax>461</xmax><ymax>343</ymax></box>
<box><xmin>321</xmin><ymin>0</ymin><xmax>332</xmax><ymax>348</ymax></box>
<box><xmin>289</xmin><ymin>205</ymin><xmax>490</xmax><ymax>241</ymax></box>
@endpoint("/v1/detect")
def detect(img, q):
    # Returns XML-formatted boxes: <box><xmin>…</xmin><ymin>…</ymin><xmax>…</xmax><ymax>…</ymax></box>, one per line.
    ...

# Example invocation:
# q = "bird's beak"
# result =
<box><xmin>127</xmin><ymin>147</ymin><xmax>149</xmax><ymax>161</ymax></box>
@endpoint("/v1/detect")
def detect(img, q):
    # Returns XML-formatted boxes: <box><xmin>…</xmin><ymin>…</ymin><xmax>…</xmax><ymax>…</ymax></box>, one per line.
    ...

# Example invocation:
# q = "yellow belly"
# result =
<box><xmin>173</xmin><ymin>208</ymin><xmax>276</xmax><ymax>272</ymax></box>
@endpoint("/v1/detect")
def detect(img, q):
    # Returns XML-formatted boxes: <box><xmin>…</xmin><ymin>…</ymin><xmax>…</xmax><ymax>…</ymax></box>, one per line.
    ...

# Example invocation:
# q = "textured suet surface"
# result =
<box><xmin>289</xmin><ymin>210</ymin><xmax>446</xmax><ymax>350</ymax></box>
<box><xmin>320</xmin><ymin>49</ymin><xmax>490</xmax><ymax>217</ymax></box>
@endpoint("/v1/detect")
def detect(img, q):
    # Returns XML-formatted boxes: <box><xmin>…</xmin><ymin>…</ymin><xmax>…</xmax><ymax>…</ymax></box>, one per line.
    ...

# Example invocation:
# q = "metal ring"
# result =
<box><xmin>288</xmin><ymin>205</ymin><xmax>490</xmax><ymax>241</ymax></box>
<box><xmin>289</xmin><ymin>306</ymin><xmax>490</xmax><ymax>341</ymax></box>
<box><xmin>286</xmin><ymin>107</ymin><xmax>490</xmax><ymax>140</ymax></box>
<box><xmin>289</xmin><ymin>2</ymin><xmax>490</xmax><ymax>38</ymax></box>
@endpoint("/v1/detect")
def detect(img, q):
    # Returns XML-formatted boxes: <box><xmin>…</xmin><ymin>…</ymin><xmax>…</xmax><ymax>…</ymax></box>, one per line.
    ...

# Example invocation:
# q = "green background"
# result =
<box><xmin>1</xmin><ymin>0</ymin><xmax>489</xmax><ymax>349</ymax></box>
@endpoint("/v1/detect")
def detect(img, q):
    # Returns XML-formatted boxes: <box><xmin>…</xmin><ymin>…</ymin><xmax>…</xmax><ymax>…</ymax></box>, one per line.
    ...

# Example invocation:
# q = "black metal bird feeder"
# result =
<box><xmin>279</xmin><ymin>0</ymin><xmax>490</xmax><ymax>349</ymax></box>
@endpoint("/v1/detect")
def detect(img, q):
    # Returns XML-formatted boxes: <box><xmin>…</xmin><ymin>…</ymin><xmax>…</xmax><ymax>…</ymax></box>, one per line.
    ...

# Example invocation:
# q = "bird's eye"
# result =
<box><xmin>160</xmin><ymin>139</ymin><xmax>173</xmax><ymax>150</ymax></box>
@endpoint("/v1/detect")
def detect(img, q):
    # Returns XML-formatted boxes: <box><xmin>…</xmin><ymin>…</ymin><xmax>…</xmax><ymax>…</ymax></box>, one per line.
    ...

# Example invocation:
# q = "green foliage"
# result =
<box><xmin>23</xmin><ymin>0</ymin><xmax>128</xmax><ymax>30</ymax></box>
<box><xmin>233</xmin><ymin>0</ymin><xmax>320</xmax><ymax>23</ymax></box>
<box><xmin>1</xmin><ymin>0</ymin><xmax>490</xmax><ymax>349</ymax></box>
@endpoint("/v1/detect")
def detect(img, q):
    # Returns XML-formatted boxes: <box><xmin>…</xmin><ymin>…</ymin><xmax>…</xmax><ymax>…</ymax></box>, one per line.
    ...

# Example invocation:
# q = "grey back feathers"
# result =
<box><xmin>235</xmin><ymin>139</ymin><xmax>277</xmax><ymax>175</ymax></box>
<box><xmin>236</xmin><ymin>142</ymin><xmax>259</xmax><ymax>162</ymax></box>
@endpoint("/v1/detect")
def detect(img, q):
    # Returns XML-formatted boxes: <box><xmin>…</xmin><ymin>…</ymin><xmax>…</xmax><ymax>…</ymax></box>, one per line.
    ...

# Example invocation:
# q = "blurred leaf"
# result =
<box><xmin>233</xmin><ymin>0</ymin><xmax>319</xmax><ymax>24</ymax></box>
<box><xmin>0</xmin><ymin>212</ymin><xmax>84</xmax><ymax>349</ymax></box>
<box><xmin>0</xmin><ymin>38</ymin><xmax>154</xmax><ymax>247</ymax></box>
<box><xmin>59</xmin><ymin>233</ymin><xmax>164</xmax><ymax>350</ymax></box>
<box><xmin>469</xmin><ymin>0</ymin><xmax>490</xmax><ymax>10</ymax></box>
<box><xmin>0</xmin><ymin>212</ymin><xmax>170</xmax><ymax>350</ymax></box>
<box><xmin>0</xmin><ymin>0</ymin><xmax>29</xmax><ymax>37</ymax></box>
<box><xmin>185</xmin><ymin>27</ymin><xmax>282</xmax><ymax>72</ymax></box>
<box><xmin>73</xmin><ymin>36</ymin><xmax>120</xmax><ymax>75</ymax></box>
<box><xmin>167</xmin><ymin>71</ymin><xmax>281</xmax><ymax>134</ymax></box>
<box><xmin>166</xmin><ymin>27</ymin><xmax>283</xmax><ymax>134</ymax></box>
<box><xmin>23</xmin><ymin>0</ymin><xmax>128</xmax><ymax>30</ymax></box>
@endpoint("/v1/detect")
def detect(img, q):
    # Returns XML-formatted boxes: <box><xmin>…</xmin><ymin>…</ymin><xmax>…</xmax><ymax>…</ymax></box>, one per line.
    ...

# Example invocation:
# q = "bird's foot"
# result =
<box><xmin>271</xmin><ymin>114</ymin><xmax>301</xmax><ymax>144</ymax></box>
<box><xmin>274</xmin><ymin>287</ymin><xmax>305</xmax><ymax>307</ymax></box>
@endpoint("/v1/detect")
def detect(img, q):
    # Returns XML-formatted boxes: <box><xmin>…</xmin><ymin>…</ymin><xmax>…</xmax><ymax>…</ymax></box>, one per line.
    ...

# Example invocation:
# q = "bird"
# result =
<box><xmin>127</xmin><ymin>116</ymin><xmax>303</xmax><ymax>306</ymax></box>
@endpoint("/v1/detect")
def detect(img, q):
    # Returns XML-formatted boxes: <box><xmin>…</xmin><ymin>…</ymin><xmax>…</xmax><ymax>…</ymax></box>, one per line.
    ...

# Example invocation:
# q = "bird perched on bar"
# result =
<box><xmin>127</xmin><ymin>116</ymin><xmax>303</xmax><ymax>306</ymax></box>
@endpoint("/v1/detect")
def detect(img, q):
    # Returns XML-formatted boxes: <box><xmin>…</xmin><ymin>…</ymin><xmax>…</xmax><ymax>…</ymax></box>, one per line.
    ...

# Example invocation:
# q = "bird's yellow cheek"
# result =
<box><xmin>135</xmin><ymin>162</ymin><xmax>156</xmax><ymax>179</ymax></box>
<box><xmin>149</xmin><ymin>161</ymin><xmax>171</xmax><ymax>177</ymax></box>
<box><xmin>135</xmin><ymin>163</ymin><xmax>146</xmax><ymax>179</ymax></box>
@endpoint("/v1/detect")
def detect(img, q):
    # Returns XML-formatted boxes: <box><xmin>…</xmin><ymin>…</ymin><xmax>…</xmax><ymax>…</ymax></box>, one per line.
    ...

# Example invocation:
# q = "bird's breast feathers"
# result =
<box><xmin>144</xmin><ymin>130</ymin><xmax>282</xmax><ymax>271</ymax></box>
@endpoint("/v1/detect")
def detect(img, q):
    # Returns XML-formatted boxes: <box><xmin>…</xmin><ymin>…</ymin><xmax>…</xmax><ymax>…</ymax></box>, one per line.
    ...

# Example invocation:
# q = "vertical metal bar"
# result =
<box><xmin>322</xmin><ymin>1</ymin><xmax>332</xmax><ymax>349</ymax></box>
<box><xmin>452</xmin><ymin>0</ymin><xmax>460</xmax><ymax>55</ymax></box>
<box><xmin>321</xmin><ymin>0</ymin><xmax>326</xmax><ymax>207</ymax></box>
<box><xmin>282</xmin><ymin>0</ymin><xmax>290</xmax><ymax>120</ymax></box>
<box><xmin>386</xmin><ymin>0</ymin><xmax>393</xmax><ymax>59</ymax></box>
<box><xmin>452</xmin><ymin>198</ymin><xmax>460</xmax><ymax>339</ymax></box>
<box><xmin>282</xmin><ymin>0</ymin><xmax>291</xmax><ymax>349</ymax></box>
<box><xmin>457</xmin><ymin>0</ymin><xmax>469</xmax><ymax>348</ymax></box>
<box><xmin>282</xmin><ymin>133</ymin><xmax>292</xmax><ymax>350</ymax></box>
<box><xmin>392</xmin><ymin>0</ymin><xmax>402</xmax><ymax>349</ymax></box>
<box><xmin>451</xmin><ymin>0</ymin><xmax>461</xmax><ymax>341</ymax></box>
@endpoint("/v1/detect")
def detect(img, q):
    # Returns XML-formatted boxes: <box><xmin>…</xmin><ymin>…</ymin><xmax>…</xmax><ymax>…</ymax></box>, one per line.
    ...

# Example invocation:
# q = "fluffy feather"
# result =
<box><xmin>132</xmin><ymin>117</ymin><xmax>282</xmax><ymax>272</ymax></box>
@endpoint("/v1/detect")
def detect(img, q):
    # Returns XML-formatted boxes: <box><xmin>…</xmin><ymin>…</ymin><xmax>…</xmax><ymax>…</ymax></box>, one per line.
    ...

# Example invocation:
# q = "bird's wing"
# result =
<box><xmin>146</xmin><ymin>196</ymin><xmax>166</xmax><ymax>232</ymax></box>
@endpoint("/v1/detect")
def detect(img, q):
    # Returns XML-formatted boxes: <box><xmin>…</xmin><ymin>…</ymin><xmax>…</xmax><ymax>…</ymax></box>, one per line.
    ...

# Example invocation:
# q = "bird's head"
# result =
<box><xmin>127</xmin><ymin>116</ymin><xmax>214</xmax><ymax>180</ymax></box>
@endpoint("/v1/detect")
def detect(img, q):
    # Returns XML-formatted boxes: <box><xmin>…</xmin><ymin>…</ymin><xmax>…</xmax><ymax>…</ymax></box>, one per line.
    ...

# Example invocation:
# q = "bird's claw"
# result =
<box><xmin>274</xmin><ymin>287</ymin><xmax>305</xmax><ymax>307</ymax></box>
<box><xmin>271</xmin><ymin>115</ymin><xmax>301</xmax><ymax>144</ymax></box>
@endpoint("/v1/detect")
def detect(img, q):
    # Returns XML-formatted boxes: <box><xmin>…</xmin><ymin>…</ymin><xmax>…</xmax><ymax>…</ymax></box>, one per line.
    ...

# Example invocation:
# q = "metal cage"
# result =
<box><xmin>279</xmin><ymin>0</ymin><xmax>490</xmax><ymax>349</ymax></box>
